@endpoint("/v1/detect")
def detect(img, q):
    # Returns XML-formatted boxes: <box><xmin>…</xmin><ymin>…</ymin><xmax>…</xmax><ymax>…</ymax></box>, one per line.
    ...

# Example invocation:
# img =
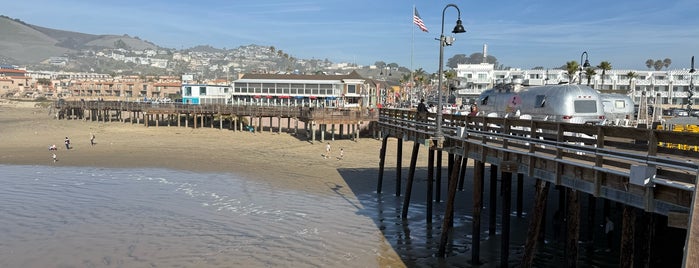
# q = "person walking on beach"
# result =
<box><xmin>90</xmin><ymin>133</ymin><xmax>95</xmax><ymax>146</ymax></box>
<box><xmin>64</xmin><ymin>137</ymin><xmax>71</xmax><ymax>150</ymax></box>
<box><xmin>325</xmin><ymin>142</ymin><xmax>331</xmax><ymax>159</ymax></box>
<box><xmin>52</xmin><ymin>153</ymin><xmax>57</xmax><ymax>163</ymax></box>
<box><xmin>338</xmin><ymin>148</ymin><xmax>344</xmax><ymax>160</ymax></box>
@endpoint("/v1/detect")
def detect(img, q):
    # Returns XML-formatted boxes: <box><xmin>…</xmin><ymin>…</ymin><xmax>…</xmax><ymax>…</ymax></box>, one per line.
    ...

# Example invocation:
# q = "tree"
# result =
<box><xmin>653</xmin><ymin>60</ymin><xmax>664</xmax><ymax>71</ymax></box>
<box><xmin>374</xmin><ymin>61</ymin><xmax>386</xmax><ymax>69</ymax></box>
<box><xmin>597</xmin><ymin>61</ymin><xmax>612</xmax><ymax>89</ymax></box>
<box><xmin>645</xmin><ymin>59</ymin><xmax>654</xmax><ymax>69</ymax></box>
<box><xmin>446</xmin><ymin>54</ymin><xmax>469</xmax><ymax>68</ymax></box>
<box><xmin>584</xmin><ymin>68</ymin><xmax>597</xmax><ymax>87</ymax></box>
<box><xmin>663</xmin><ymin>58</ymin><xmax>672</xmax><ymax>69</ymax></box>
<box><xmin>269</xmin><ymin>46</ymin><xmax>275</xmax><ymax>54</ymax></box>
<box><xmin>565</xmin><ymin>61</ymin><xmax>580</xmax><ymax>84</ymax></box>
<box><xmin>626</xmin><ymin>71</ymin><xmax>638</xmax><ymax>93</ymax></box>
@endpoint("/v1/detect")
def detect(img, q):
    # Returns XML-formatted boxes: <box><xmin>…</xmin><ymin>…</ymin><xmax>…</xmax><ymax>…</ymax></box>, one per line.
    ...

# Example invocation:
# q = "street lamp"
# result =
<box><xmin>435</xmin><ymin>3</ymin><xmax>466</xmax><ymax>147</ymax></box>
<box><xmin>688</xmin><ymin>56</ymin><xmax>695</xmax><ymax>113</ymax></box>
<box><xmin>579</xmin><ymin>51</ymin><xmax>590</xmax><ymax>85</ymax></box>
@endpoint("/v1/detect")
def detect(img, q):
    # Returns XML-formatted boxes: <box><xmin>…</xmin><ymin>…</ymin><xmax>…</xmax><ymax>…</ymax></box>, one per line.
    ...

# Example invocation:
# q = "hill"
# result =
<box><xmin>0</xmin><ymin>15</ymin><xmax>158</xmax><ymax>65</ymax></box>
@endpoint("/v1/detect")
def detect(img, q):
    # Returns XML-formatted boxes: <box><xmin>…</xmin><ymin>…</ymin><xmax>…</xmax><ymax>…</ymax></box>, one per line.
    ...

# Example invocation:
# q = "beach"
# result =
<box><xmin>0</xmin><ymin>100</ymin><xmax>438</xmax><ymax>267</ymax></box>
<box><xmin>0</xmin><ymin>99</ymin><xmax>430</xmax><ymax>194</ymax></box>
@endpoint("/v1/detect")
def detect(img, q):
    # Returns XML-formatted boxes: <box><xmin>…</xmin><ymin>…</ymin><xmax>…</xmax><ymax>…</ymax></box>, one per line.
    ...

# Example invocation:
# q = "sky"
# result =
<box><xmin>4</xmin><ymin>0</ymin><xmax>699</xmax><ymax>73</ymax></box>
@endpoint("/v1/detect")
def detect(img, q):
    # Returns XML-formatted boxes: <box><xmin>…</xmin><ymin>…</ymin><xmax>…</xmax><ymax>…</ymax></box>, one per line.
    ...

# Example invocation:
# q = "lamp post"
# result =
<box><xmin>579</xmin><ymin>51</ymin><xmax>590</xmax><ymax>85</ymax></box>
<box><xmin>689</xmin><ymin>56</ymin><xmax>695</xmax><ymax>113</ymax></box>
<box><xmin>435</xmin><ymin>4</ymin><xmax>466</xmax><ymax>147</ymax></box>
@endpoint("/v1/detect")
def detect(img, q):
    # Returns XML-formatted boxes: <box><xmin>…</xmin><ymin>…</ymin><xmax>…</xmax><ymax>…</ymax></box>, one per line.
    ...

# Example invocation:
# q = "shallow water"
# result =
<box><xmin>0</xmin><ymin>165</ymin><xmax>399</xmax><ymax>267</ymax></box>
<box><xmin>1</xmin><ymin>164</ymin><xmax>676</xmax><ymax>267</ymax></box>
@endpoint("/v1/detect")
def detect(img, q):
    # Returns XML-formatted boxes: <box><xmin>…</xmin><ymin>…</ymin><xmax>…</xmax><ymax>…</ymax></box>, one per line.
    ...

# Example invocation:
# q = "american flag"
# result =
<box><xmin>413</xmin><ymin>8</ymin><xmax>428</xmax><ymax>32</ymax></box>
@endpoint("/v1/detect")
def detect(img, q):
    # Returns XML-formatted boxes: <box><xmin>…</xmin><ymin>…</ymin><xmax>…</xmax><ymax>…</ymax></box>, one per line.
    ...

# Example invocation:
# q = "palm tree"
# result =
<box><xmin>269</xmin><ymin>46</ymin><xmax>275</xmax><ymax>54</ymax></box>
<box><xmin>626</xmin><ymin>71</ymin><xmax>638</xmax><ymax>98</ymax></box>
<box><xmin>645</xmin><ymin>59</ymin><xmax>654</xmax><ymax>69</ymax></box>
<box><xmin>565</xmin><ymin>61</ymin><xmax>580</xmax><ymax>84</ymax></box>
<box><xmin>584</xmin><ymin>68</ymin><xmax>597</xmax><ymax>87</ymax></box>
<box><xmin>597</xmin><ymin>61</ymin><xmax>612</xmax><ymax>90</ymax></box>
<box><xmin>663</xmin><ymin>58</ymin><xmax>672</xmax><ymax>69</ymax></box>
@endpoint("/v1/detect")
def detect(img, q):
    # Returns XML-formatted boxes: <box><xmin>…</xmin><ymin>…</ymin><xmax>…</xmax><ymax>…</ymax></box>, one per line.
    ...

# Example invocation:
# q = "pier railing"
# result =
<box><xmin>379</xmin><ymin>108</ymin><xmax>699</xmax><ymax>215</ymax></box>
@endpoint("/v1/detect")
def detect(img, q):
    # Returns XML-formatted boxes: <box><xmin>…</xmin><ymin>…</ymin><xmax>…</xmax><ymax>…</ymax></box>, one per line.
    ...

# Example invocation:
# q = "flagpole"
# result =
<box><xmin>410</xmin><ymin>5</ymin><xmax>415</xmax><ymax>104</ymax></box>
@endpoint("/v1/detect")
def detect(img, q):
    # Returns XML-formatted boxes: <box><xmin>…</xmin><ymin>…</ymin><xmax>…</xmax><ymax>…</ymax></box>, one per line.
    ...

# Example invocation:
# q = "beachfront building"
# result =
<box><xmin>230</xmin><ymin>71</ymin><xmax>373</xmax><ymax>109</ymax></box>
<box><xmin>66</xmin><ymin>75</ymin><xmax>181</xmax><ymax>101</ymax></box>
<box><xmin>181</xmin><ymin>84</ymin><xmax>231</xmax><ymax>104</ymax></box>
<box><xmin>452</xmin><ymin>63</ymin><xmax>698</xmax><ymax>109</ymax></box>
<box><xmin>0</xmin><ymin>67</ymin><xmax>32</xmax><ymax>97</ymax></box>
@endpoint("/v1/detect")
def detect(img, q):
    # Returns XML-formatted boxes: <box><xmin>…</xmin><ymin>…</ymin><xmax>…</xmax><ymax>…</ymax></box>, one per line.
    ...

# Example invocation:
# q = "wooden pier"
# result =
<box><xmin>54</xmin><ymin>100</ymin><xmax>379</xmax><ymax>142</ymax></box>
<box><xmin>376</xmin><ymin>108</ymin><xmax>699</xmax><ymax>267</ymax></box>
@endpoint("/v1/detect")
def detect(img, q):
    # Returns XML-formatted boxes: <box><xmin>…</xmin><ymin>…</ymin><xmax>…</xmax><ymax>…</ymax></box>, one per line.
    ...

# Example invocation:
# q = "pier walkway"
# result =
<box><xmin>376</xmin><ymin>108</ymin><xmax>699</xmax><ymax>267</ymax></box>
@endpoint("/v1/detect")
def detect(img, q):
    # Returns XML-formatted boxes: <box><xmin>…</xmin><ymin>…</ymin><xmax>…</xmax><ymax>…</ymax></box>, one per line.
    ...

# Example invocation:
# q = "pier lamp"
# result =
<box><xmin>689</xmin><ymin>56</ymin><xmax>695</xmax><ymax>112</ymax></box>
<box><xmin>579</xmin><ymin>51</ymin><xmax>590</xmax><ymax>85</ymax></box>
<box><xmin>435</xmin><ymin>4</ymin><xmax>466</xmax><ymax>147</ymax></box>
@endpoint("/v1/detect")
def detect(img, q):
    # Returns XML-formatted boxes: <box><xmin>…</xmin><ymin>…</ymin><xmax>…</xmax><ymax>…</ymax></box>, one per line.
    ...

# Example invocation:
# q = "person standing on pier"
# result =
<box><xmin>605</xmin><ymin>216</ymin><xmax>614</xmax><ymax>252</ymax></box>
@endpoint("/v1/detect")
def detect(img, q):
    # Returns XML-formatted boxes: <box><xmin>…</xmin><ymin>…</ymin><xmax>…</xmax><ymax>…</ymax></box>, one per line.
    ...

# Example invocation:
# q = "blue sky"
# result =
<box><xmin>4</xmin><ymin>0</ymin><xmax>699</xmax><ymax>72</ymax></box>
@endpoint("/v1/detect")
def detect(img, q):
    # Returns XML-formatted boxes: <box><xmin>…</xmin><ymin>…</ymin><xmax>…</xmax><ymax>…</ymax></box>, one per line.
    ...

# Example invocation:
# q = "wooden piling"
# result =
<box><xmin>499</xmin><ymin>161</ymin><xmax>517</xmax><ymax>266</ymax></box>
<box><xmin>438</xmin><ymin>154</ymin><xmax>463</xmax><ymax>258</ymax></box>
<box><xmin>427</xmin><ymin>147</ymin><xmax>435</xmax><ymax>224</ymax></box>
<box><xmin>517</xmin><ymin>173</ymin><xmax>524</xmax><ymax>217</ymax></box>
<box><xmin>376</xmin><ymin>134</ymin><xmax>388</xmax><ymax>194</ymax></box>
<box><xmin>489</xmin><ymin>164</ymin><xmax>498</xmax><ymax>236</ymax></box>
<box><xmin>436</xmin><ymin>150</ymin><xmax>443</xmax><ymax>202</ymax></box>
<box><xmin>396</xmin><ymin>138</ymin><xmax>403</xmax><ymax>197</ymax></box>
<box><xmin>471</xmin><ymin>159</ymin><xmax>485</xmax><ymax>265</ymax></box>
<box><xmin>521</xmin><ymin>179</ymin><xmax>550</xmax><ymax>267</ymax></box>
<box><xmin>620</xmin><ymin>204</ymin><xmax>635</xmax><ymax>267</ymax></box>
<box><xmin>565</xmin><ymin>189</ymin><xmax>581</xmax><ymax>267</ymax></box>
<box><xmin>401</xmin><ymin>141</ymin><xmax>421</xmax><ymax>218</ymax></box>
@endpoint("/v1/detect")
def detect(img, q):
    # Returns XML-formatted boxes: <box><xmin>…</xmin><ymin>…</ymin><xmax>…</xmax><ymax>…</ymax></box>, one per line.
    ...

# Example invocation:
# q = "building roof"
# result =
<box><xmin>240</xmin><ymin>70</ymin><xmax>364</xmax><ymax>81</ymax></box>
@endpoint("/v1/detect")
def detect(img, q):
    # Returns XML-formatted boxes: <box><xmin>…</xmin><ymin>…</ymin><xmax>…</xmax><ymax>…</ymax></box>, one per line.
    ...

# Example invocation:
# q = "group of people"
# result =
<box><xmin>416</xmin><ymin>99</ymin><xmax>478</xmax><ymax>116</ymax></box>
<box><xmin>49</xmin><ymin>134</ymin><xmax>96</xmax><ymax>163</ymax></box>
<box><xmin>324</xmin><ymin>142</ymin><xmax>344</xmax><ymax>160</ymax></box>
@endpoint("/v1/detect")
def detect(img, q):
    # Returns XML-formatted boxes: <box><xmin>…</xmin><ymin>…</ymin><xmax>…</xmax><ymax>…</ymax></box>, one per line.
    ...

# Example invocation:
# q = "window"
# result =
<box><xmin>614</xmin><ymin>100</ymin><xmax>626</xmax><ymax>109</ymax></box>
<box><xmin>184</xmin><ymin>86</ymin><xmax>192</xmax><ymax>96</ymax></box>
<box><xmin>199</xmin><ymin>87</ymin><xmax>206</xmax><ymax>96</ymax></box>
<box><xmin>347</xmin><ymin>84</ymin><xmax>356</xmax><ymax>94</ymax></box>
<box><xmin>481</xmin><ymin>96</ymin><xmax>489</xmax><ymax>105</ymax></box>
<box><xmin>574</xmin><ymin>100</ymin><xmax>597</xmax><ymax>113</ymax></box>
<box><xmin>535</xmin><ymin>95</ymin><xmax>546</xmax><ymax>107</ymax></box>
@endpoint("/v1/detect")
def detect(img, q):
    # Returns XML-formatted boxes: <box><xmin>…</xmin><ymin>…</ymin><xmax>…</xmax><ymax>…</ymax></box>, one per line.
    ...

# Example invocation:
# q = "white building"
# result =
<box><xmin>453</xmin><ymin>63</ymin><xmax>698</xmax><ymax>108</ymax></box>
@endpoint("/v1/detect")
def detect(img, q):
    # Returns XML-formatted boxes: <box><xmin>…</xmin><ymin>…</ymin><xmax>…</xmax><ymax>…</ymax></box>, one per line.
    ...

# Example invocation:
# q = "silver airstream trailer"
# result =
<box><xmin>600</xmin><ymin>93</ymin><xmax>634</xmax><ymax>125</ymax></box>
<box><xmin>477</xmin><ymin>84</ymin><xmax>606</xmax><ymax>124</ymax></box>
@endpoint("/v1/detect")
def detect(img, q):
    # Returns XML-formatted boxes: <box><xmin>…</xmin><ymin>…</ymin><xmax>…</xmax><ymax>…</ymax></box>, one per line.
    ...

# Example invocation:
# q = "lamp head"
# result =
<box><xmin>583</xmin><ymin>59</ymin><xmax>590</xmax><ymax>68</ymax></box>
<box><xmin>452</xmin><ymin>19</ymin><xmax>466</xmax><ymax>33</ymax></box>
<box><xmin>691</xmin><ymin>56</ymin><xmax>695</xmax><ymax>73</ymax></box>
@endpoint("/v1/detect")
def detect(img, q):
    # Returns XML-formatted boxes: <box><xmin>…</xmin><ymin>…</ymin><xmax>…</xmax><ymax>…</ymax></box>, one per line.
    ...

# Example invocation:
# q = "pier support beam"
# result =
<box><xmin>401</xmin><ymin>141</ymin><xmax>421</xmax><ymax>218</ymax></box>
<box><xmin>521</xmin><ymin>179</ymin><xmax>550</xmax><ymax>267</ymax></box>
<box><xmin>438</xmin><ymin>154</ymin><xmax>463</xmax><ymax>258</ymax></box>
<box><xmin>377</xmin><ymin>134</ymin><xmax>388</xmax><ymax>194</ymax></box>
<box><xmin>396</xmin><ymin>138</ymin><xmax>403</xmax><ymax>197</ymax></box>
<box><xmin>471</xmin><ymin>159</ymin><xmax>485</xmax><ymax>265</ymax></box>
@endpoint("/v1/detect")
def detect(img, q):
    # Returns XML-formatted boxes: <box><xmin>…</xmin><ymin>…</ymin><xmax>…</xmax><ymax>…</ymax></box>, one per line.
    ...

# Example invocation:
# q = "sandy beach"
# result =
<box><xmin>0</xmin><ymin>99</ymin><xmax>430</xmax><ymax>196</ymax></box>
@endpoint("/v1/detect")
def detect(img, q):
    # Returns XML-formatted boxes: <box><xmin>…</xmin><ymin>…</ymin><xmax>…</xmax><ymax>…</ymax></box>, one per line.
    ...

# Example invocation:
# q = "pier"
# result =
<box><xmin>376</xmin><ymin>108</ymin><xmax>699</xmax><ymax>267</ymax></box>
<box><xmin>54</xmin><ymin>100</ymin><xmax>378</xmax><ymax>142</ymax></box>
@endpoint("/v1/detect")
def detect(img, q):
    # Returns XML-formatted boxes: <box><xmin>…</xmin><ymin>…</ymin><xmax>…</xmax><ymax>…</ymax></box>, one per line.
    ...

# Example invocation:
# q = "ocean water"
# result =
<box><xmin>0</xmin><ymin>164</ymin><xmax>671</xmax><ymax>267</ymax></box>
<box><xmin>0</xmin><ymin>165</ymin><xmax>399</xmax><ymax>267</ymax></box>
